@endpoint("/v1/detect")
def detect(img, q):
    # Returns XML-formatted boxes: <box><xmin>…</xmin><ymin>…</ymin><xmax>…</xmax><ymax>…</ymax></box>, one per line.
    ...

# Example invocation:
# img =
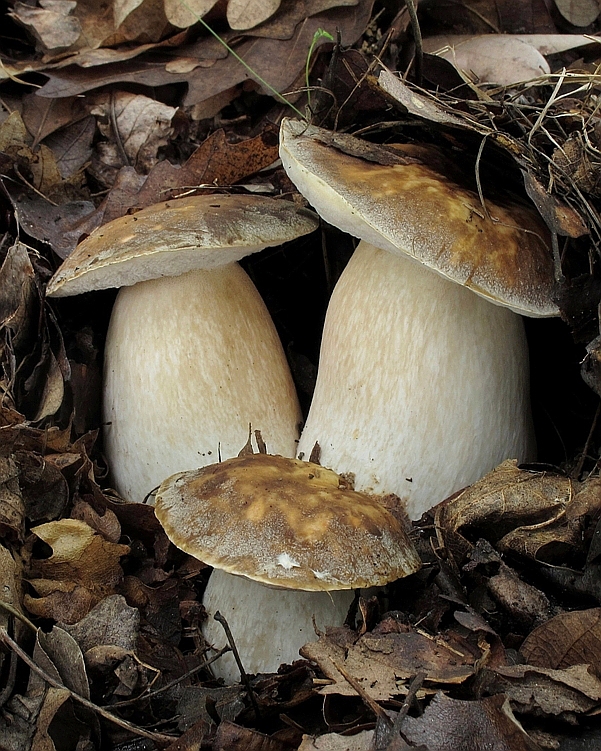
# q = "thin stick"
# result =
<box><xmin>110</xmin><ymin>645</ymin><xmax>231</xmax><ymax>708</ymax></box>
<box><xmin>0</xmin><ymin>628</ymin><xmax>175</xmax><ymax>746</ymax></box>
<box><xmin>405</xmin><ymin>0</ymin><xmax>423</xmax><ymax>88</ymax></box>
<box><xmin>390</xmin><ymin>670</ymin><xmax>426</xmax><ymax>735</ymax></box>
<box><xmin>214</xmin><ymin>611</ymin><xmax>261</xmax><ymax>721</ymax></box>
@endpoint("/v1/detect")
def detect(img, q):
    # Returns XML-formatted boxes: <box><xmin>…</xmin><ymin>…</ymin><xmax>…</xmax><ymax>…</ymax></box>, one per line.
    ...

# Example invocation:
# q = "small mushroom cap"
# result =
<box><xmin>155</xmin><ymin>454</ymin><xmax>421</xmax><ymax>591</ymax></box>
<box><xmin>280</xmin><ymin>118</ymin><xmax>558</xmax><ymax>317</ymax></box>
<box><xmin>46</xmin><ymin>194</ymin><xmax>318</xmax><ymax>297</ymax></box>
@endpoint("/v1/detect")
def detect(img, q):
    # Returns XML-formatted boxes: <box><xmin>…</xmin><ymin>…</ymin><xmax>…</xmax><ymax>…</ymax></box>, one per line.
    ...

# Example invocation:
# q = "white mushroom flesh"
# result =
<box><xmin>297</xmin><ymin>241</ymin><xmax>535</xmax><ymax>520</ymax></box>
<box><xmin>104</xmin><ymin>264</ymin><xmax>302</xmax><ymax>501</ymax></box>
<box><xmin>201</xmin><ymin>568</ymin><xmax>354</xmax><ymax>683</ymax></box>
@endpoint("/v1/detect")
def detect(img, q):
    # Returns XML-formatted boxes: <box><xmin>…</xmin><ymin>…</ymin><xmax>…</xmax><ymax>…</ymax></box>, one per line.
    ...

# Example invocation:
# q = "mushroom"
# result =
<box><xmin>279</xmin><ymin>119</ymin><xmax>559</xmax><ymax>520</ymax></box>
<box><xmin>155</xmin><ymin>452</ymin><xmax>421</xmax><ymax>683</ymax></box>
<box><xmin>46</xmin><ymin>195</ymin><xmax>318</xmax><ymax>502</ymax></box>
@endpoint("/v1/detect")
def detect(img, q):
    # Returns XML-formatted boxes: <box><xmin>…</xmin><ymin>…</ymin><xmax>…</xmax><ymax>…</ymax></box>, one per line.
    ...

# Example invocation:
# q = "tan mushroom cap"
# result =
<box><xmin>155</xmin><ymin>454</ymin><xmax>421</xmax><ymax>591</ymax></box>
<box><xmin>46</xmin><ymin>194</ymin><xmax>318</xmax><ymax>297</ymax></box>
<box><xmin>280</xmin><ymin>119</ymin><xmax>558</xmax><ymax>317</ymax></box>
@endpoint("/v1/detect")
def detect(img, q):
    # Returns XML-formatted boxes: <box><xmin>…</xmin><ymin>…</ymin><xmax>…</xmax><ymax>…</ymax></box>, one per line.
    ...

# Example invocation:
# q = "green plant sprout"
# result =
<box><xmin>306</xmin><ymin>28</ymin><xmax>334</xmax><ymax>111</ymax></box>
<box><xmin>178</xmin><ymin>0</ymin><xmax>316</xmax><ymax>120</ymax></box>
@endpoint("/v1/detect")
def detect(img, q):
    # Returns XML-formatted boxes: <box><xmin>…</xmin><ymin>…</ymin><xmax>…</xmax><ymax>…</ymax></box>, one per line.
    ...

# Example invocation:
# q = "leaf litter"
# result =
<box><xmin>3</xmin><ymin>0</ymin><xmax>601</xmax><ymax>749</ymax></box>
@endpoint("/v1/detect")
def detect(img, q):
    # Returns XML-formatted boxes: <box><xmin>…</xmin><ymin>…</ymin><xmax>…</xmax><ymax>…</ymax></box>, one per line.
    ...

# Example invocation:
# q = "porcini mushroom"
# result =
<box><xmin>46</xmin><ymin>195</ymin><xmax>318</xmax><ymax>502</ymax></box>
<box><xmin>155</xmin><ymin>453</ymin><xmax>421</xmax><ymax>682</ymax></box>
<box><xmin>279</xmin><ymin>119</ymin><xmax>559</xmax><ymax>520</ymax></box>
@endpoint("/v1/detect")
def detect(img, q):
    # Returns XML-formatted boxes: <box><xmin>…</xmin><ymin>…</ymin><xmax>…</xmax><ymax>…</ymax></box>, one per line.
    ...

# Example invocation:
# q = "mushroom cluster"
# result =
<box><xmin>155</xmin><ymin>453</ymin><xmax>421</xmax><ymax>682</ymax></box>
<box><xmin>47</xmin><ymin>195</ymin><xmax>318</xmax><ymax>502</ymax></box>
<box><xmin>279</xmin><ymin>119</ymin><xmax>559</xmax><ymax>520</ymax></box>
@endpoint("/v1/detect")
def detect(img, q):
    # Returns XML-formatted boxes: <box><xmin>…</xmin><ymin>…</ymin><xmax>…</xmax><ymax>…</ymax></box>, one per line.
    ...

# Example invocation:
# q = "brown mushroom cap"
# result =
<box><xmin>46</xmin><ymin>194</ymin><xmax>318</xmax><ymax>297</ymax></box>
<box><xmin>155</xmin><ymin>454</ymin><xmax>421</xmax><ymax>591</ymax></box>
<box><xmin>279</xmin><ymin>118</ymin><xmax>558</xmax><ymax>317</ymax></box>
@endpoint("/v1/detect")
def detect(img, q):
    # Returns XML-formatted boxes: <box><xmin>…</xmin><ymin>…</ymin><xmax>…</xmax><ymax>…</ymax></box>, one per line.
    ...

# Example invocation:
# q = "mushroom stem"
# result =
<box><xmin>201</xmin><ymin>568</ymin><xmax>354</xmax><ymax>683</ymax></box>
<box><xmin>297</xmin><ymin>241</ymin><xmax>535</xmax><ymax>520</ymax></box>
<box><xmin>104</xmin><ymin>264</ymin><xmax>301</xmax><ymax>502</ymax></box>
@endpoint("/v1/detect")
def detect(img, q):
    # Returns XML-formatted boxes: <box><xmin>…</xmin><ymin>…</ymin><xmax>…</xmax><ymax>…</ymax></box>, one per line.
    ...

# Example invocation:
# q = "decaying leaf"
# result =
<box><xmin>402</xmin><ymin>693</ymin><xmax>541</xmax><ymax>751</ymax></box>
<box><xmin>490</xmin><ymin>663</ymin><xmax>601</xmax><ymax>717</ymax></box>
<box><xmin>554</xmin><ymin>0</ymin><xmax>600</xmax><ymax>27</ymax></box>
<box><xmin>520</xmin><ymin>608</ymin><xmax>601</xmax><ymax>677</ymax></box>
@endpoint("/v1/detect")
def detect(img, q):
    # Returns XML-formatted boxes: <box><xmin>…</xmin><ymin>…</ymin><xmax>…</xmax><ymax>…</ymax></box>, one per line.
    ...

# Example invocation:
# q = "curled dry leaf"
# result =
<box><xmin>490</xmin><ymin>663</ymin><xmax>601</xmax><ymax>717</ymax></box>
<box><xmin>520</xmin><ymin>608</ymin><xmax>601</xmax><ymax>677</ymax></box>
<box><xmin>423</xmin><ymin>35</ymin><xmax>550</xmax><ymax>86</ymax></box>
<box><xmin>10</xmin><ymin>0</ymin><xmax>82</xmax><ymax>51</ymax></box>
<box><xmin>25</xmin><ymin>518</ymin><xmax>130</xmax><ymax>623</ymax></box>
<box><xmin>298</xmin><ymin>732</ymin><xmax>374</xmax><ymax>751</ymax></box>
<box><xmin>434</xmin><ymin>460</ymin><xmax>574</xmax><ymax>567</ymax></box>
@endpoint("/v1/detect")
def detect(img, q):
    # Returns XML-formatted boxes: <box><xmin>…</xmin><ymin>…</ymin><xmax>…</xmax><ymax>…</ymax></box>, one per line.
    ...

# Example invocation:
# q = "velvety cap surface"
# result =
<box><xmin>155</xmin><ymin>454</ymin><xmax>421</xmax><ymax>591</ymax></box>
<box><xmin>280</xmin><ymin>119</ymin><xmax>558</xmax><ymax>317</ymax></box>
<box><xmin>47</xmin><ymin>194</ymin><xmax>318</xmax><ymax>297</ymax></box>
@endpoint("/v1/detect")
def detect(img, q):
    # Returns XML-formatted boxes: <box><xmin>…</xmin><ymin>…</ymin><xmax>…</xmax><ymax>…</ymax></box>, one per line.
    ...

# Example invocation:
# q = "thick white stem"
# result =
<box><xmin>298</xmin><ymin>241</ymin><xmax>534</xmax><ymax>520</ymax></box>
<box><xmin>202</xmin><ymin>569</ymin><xmax>354</xmax><ymax>683</ymax></box>
<box><xmin>103</xmin><ymin>264</ymin><xmax>302</xmax><ymax>502</ymax></box>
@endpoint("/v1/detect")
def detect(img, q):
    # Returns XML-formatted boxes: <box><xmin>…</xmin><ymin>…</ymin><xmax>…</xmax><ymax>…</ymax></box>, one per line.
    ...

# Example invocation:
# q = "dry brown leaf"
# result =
<box><xmin>523</xmin><ymin>170</ymin><xmax>589</xmax><ymax>238</ymax></box>
<box><xmin>435</xmin><ymin>460</ymin><xmax>573</xmax><ymax>566</ymax></box>
<box><xmin>424</xmin><ymin>35</ymin><xmax>550</xmax><ymax>86</ymax></box>
<box><xmin>0</xmin><ymin>242</ymin><xmax>37</xmax><ymax>353</ymax></box>
<box><xmin>0</xmin><ymin>543</ymin><xmax>24</xmax><ymax>631</ymax></box>
<box><xmin>0</xmin><ymin>456</ymin><xmax>25</xmax><ymax>542</ymax></box>
<box><xmin>25</xmin><ymin>518</ymin><xmax>129</xmax><ymax>622</ymax></box>
<box><xmin>214</xmin><ymin>720</ymin><xmax>290</xmax><ymax>751</ymax></box>
<box><xmin>43</xmin><ymin>116</ymin><xmax>95</xmax><ymax>179</ymax></box>
<box><xmin>402</xmin><ymin>693</ymin><xmax>541</xmax><ymax>751</ymax></box>
<box><xmin>302</xmin><ymin>627</ymin><xmax>478</xmax><ymax>699</ymax></box>
<box><xmin>90</xmin><ymin>92</ymin><xmax>176</xmax><ymax>174</ymax></box>
<box><xmin>20</xmin><ymin>94</ymin><xmax>88</xmax><ymax>146</ymax></box>
<box><xmin>184</xmin><ymin>0</ymin><xmax>374</xmax><ymax>105</ymax></box>
<box><xmin>250</xmin><ymin>0</ymin><xmax>358</xmax><ymax>40</ymax></box>
<box><xmin>298</xmin><ymin>732</ymin><xmax>374</xmax><ymax>751</ymax></box>
<box><xmin>10</xmin><ymin>0</ymin><xmax>82</xmax><ymax>51</ymax></box>
<box><xmin>520</xmin><ymin>608</ymin><xmax>601</xmax><ymax>677</ymax></box>
<box><xmin>491</xmin><ymin>663</ymin><xmax>601</xmax><ymax>717</ymax></box>
<box><xmin>164</xmin><ymin>0</ymin><xmax>219</xmax><ymax>29</ymax></box>
<box><xmin>227</xmin><ymin>0</ymin><xmax>281</xmax><ymax>30</ymax></box>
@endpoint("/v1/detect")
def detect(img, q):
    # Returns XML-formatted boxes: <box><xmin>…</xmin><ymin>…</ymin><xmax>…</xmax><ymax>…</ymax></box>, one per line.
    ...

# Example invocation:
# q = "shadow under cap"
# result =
<box><xmin>279</xmin><ymin>119</ymin><xmax>558</xmax><ymax>318</ymax></box>
<box><xmin>46</xmin><ymin>194</ymin><xmax>318</xmax><ymax>297</ymax></box>
<box><xmin>154</xmin><ymin>453</ymin><xmax>421</xmax><ymax>591</ymax></box>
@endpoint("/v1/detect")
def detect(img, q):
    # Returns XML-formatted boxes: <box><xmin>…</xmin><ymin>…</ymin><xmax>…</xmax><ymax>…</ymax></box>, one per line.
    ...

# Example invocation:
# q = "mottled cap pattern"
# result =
<box><xmin>154</xmin><ymin>454</ymin><xmax>421</xmax><ymax>591</ymax></box>
<box><xmin>46</xmin><ymin>194</ymin><xmax>318</xmax><ymax>297</ymax></box>
<box><xmin>280</xmin><ymin>119</ymin><xmax>559</xmax><ymax>318</ymax></box>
